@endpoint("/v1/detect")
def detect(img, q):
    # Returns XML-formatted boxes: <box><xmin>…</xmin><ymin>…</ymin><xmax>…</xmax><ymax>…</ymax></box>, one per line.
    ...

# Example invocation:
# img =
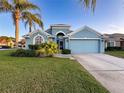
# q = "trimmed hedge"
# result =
<box><xmin>62</xmin><ymin>49</ymin><xmax>71</xmax><ymax>54</ymax></box>
<box><xmin>11</xmin><ymin>49</ymin><xmax>36</xmax><ymax>57</ymax></box>
<box><xmin>28</xmin><ymin>45</ymin><xmax>41</xmax><ymax>50</ymax></box>
<box><xmin>105</xmin><ymin>47</ymin><xmax>122</xmax><ymax>51</ymax></box>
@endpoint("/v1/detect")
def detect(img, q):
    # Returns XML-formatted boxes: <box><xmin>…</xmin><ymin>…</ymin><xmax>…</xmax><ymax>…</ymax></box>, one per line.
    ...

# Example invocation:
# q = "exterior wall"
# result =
<box><xmin>25</xmin><ymin>31</ymin><xmax>49</xmax><ymax>49</ymax></box>
<box><xmin>51</xmin><ymin>29</ymin><xmax>70</xmax><ymax>36</ymax></box>
<box><xmin>25</xmin><ymin>38</ymin><xmax>31</xmax><ymax>49</ymax></box>
<box><xmin>65</xmin><ymin>39</ymin><xmax>69</xmax><ymax>49</ymax></box>
<box><xmin>70</xmin><ymin>28</ymin><xmax>100</xmax><ymax>38</ymax></box>
<box><xmin>106</xmin><ymin>40</ymin><xmax>120</xmax><ymax>47</ymax></box>
<box><xmin>99</xmin><ymin>39</ymin><xmax>105</xmax><ymax>53</ymax></box>
<box><xmin>115</xmin><ymin>41</ymin><xmax>121</xmax><ymax>47</ymax></box>
<box><xmin>49</xmin><ymin>28</ymin><xmax>71</xmax><ymax>49</ymax></box>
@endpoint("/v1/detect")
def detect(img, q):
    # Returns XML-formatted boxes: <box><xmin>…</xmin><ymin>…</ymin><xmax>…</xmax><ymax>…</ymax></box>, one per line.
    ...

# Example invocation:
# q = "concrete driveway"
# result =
<box><xmin>74</xmin><ymin>54</ymin><xmax>124</xmax><ymax>93</ymax></box>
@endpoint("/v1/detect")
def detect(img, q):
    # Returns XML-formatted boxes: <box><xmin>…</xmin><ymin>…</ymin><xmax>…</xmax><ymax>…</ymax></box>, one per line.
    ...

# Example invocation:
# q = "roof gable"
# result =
<box><xmin>69</xmin><ymin>26</ymin><xmax>102</xmax><ymax>37</ymax></box>
<box><xmin>23</xmin><ymin>30</ymin><xmax>51</xmax><ymax>38</ymax></box>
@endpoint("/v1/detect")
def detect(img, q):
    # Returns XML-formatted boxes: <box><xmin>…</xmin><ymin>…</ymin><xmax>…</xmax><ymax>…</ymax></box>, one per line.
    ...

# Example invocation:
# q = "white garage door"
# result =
<box><xmin>70</xmin><ymin>39</ymin><xmax>99</xmax><ymax>54</ymax></box>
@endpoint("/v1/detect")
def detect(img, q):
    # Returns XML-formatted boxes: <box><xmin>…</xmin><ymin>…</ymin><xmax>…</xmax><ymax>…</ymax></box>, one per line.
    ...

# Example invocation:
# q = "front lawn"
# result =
<box><xmin>0</xmin><ymin>50</ymin><xmax>109</xmax><ymax>93</ymax></box>
<box><xmin>106</xmin><ymin>51</ymin><xmax>124</xmax><ymax>58</ymax></box>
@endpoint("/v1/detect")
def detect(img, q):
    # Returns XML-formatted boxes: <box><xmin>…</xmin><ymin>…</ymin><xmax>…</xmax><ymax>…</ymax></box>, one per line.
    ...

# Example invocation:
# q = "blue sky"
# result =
<box><xmin>0</xmin><ymin>0</ymin><xmax>124</xmax><ymax>38</ymax></box>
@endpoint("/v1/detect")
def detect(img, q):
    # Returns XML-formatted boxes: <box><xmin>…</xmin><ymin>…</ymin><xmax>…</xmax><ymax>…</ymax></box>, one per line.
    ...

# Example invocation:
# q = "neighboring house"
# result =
<box><xmin>104</xmin><ymin>33</ymin><xmax>124</xmax><ymax>48</ymax></box>
<box><xmin>18</xmin><ymin>39</ymin><xmax>26</xmax><ymax>48</ymax></box>
<box><xmin>24</xmin><ymin>24</ymin><xmax>104</xmax><ymax>54</ymax></box>
<box><xmin>0</xmin><ymin>37</ymin><xmax>14</xmax><ymax>48</ymax></box>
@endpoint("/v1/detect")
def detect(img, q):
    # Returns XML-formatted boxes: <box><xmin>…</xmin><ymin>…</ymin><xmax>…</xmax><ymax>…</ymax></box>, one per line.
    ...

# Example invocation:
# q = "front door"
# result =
<box><xmin>59</xmin><ymin>40</ymin><xmax>64</xmax><ymax>49</ymax></box>
<box><xmin>57</xmin><ymin>40</ymin><xmax>64</xmax><ymax>50</ymax></box>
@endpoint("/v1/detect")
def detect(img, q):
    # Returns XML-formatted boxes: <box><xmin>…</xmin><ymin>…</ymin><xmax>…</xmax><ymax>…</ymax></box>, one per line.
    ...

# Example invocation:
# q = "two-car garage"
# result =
<box><xmin>68</xmin><ymin>26</ymin><xmax>104</xmax><ymax>54</ymax></box>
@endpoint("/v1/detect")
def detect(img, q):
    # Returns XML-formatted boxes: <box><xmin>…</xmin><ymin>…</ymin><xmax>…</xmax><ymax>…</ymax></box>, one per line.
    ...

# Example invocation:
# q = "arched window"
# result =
<box><xmin>35</xmin><ymin>36</ymin><xmax>43</xmax><ymax>45</ymax></box>
<box><xmin>57</xmin><ymin>33</ymin><xmax>65</xmax><ymax>39</ymax></box>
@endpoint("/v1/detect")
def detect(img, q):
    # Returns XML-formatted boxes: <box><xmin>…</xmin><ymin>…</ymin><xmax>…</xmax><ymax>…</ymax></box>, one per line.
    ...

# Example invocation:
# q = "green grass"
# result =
<box><xmin>0</xmin><ymin>50</ymin><xmax>109</xmax><ymax>93</ymax></box>
<box><xmin>106</xmin><ymin>51</ymin><xmax>124</xmax><ymax>58</ymax></box>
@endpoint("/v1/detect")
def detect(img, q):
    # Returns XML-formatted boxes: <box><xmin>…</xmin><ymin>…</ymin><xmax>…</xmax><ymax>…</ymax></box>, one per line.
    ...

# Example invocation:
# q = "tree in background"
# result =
<box><xmin>0</xmin><ymin>0</ymin><xmax>42</xmax><ymax>47</ymax></box>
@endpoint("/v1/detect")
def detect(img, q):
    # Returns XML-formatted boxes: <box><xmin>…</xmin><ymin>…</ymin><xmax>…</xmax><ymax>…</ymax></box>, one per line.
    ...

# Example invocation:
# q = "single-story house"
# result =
<box><xmin>24</xmin><ymin>24</ymin><xmax>104</xmax><ymax>54</ymax></box>
<box><xmin>104</xmin><ymin>33</ymin><xmax>124</xmax><ymax>49</ymax></box>
<box><xmin>0</xmin><ymin>37</ymin><xmax>14</xmax><ymax>47</ymax></box>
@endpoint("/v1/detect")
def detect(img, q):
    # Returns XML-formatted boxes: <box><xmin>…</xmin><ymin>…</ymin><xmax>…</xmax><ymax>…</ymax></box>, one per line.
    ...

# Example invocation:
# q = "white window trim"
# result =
<box><xmin>55</xmin><ymin>31</ymin><xmax>66</xmax><ymax>36</ymax></box>
<box><xmin>109</xmin><ymin>41</ymin><xmax>116</xmax><ymax>47</ymax></box>
<box><xmin>33</xmin><ymin>34</ymin><xmax>45</xmax><ymax>45</ymax></box>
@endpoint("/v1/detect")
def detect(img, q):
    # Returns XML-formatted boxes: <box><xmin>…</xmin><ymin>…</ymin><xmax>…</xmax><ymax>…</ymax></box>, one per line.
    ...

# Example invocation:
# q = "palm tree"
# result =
<box><xmin>0</xmin><ymin>0</ymin><xmax>40</xmax><ymax>47</ymax></box>
<box><xmin>22</xmin><ymin>11</ymin><xmax>43</xmax><ymax>32</ymax></box>
<box><xmin>80</xmin><ymin>0</ymin><xmax>96</xmax><ymax>11</ymax></box>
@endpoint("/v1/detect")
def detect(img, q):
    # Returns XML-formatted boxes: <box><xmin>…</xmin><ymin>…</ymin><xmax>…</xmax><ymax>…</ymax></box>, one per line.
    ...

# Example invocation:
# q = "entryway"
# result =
<box><xmin>56</xmin><ymin>32</ymin><xmax>65</xmax><ymax>50</ymax></box>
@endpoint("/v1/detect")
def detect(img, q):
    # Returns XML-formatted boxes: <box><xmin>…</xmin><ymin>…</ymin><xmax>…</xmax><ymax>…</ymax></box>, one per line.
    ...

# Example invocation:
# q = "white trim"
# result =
<box><xmin>114</xmin><ymin>41</ymin><xmax>116</xmax><ymax>46</ymax></box>
<box><xmin>23</xmin><ymin>30</ymin><xmax>51</xmax><ymax>38</ymax></box>
<box><xmin>70</xmin><ymin>38</ymin><xmax>101</xmax><ymax>40</ymax></box>
<box><xmin>55</xmin><ymin>31</ymin><xmax>66</xmax><ymax>36</ymax></box>
<box><xmin>31</xmin><ymin>30</ymin><xmax>51</xmax><ymax>36</ymax></box>
<box><xmin>109</xmin><ymin>41</ymin><xmax>116</xmax><ymax>47</ymax></box>
<box><xmin>68</xmin><ymin>26</ymin><xmax>102</xmax><ymax>36</ymax></box>
<box><xmin>33</xmin><ymin>34</ymin><xmax>45</xmax><ymax>44</ymax></box>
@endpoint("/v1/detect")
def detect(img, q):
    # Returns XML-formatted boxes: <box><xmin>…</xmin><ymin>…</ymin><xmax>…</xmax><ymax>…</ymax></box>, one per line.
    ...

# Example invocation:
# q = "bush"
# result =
<box><xmin>62</xmin><ymin>49</ymin><xmax>71</xmax><ymax>54</ymax></box>
<box><xmin>28</xmin><ymin>45</ymin><xmax>41</xmax><ymax>50</ymax></box>
<box><xmin>36</xmin><ymin>42</ymin><xmax>59</xmax><ymax>57</ymax></box>
<box><xmin>2</xmin><ymin>46</ymin><xmax>11</xmax><ymax>49</ymax></box>
<box><xmin>105</xmin><ymin>47</ymin><xmax>122</xmax><ymax>51</ymax></box>
<box><xmin>13</xmin><ymin>42</ymin><xmax>59</xmax><ymax>57</ymax></box>
<box><xmin>11</xmin><ymin>49</ymin><xmax>36</xmax><ymax>57</ymax></box>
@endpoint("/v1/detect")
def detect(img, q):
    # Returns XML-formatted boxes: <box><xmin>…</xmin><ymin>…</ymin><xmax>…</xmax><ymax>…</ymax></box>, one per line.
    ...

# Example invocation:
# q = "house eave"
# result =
<box><xmin>69</xmin><ymin>38</ymin><xmax>101</xmax><ymax>40</ymax></box>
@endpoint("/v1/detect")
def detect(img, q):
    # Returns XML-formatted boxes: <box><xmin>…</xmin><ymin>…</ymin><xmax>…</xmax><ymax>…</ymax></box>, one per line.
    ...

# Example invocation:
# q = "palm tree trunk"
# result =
<box><xmin>15</xmin><ymin>9</ymin><xmax>20</xmax><ymax>48</ymax></box>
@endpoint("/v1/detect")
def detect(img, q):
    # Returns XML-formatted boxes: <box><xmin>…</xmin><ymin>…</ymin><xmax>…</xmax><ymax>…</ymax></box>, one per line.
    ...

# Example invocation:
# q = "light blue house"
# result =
<box><xmin>24</xmin><ymin>24</ymin><xmax>104</xmax><ymax>54</ymax></box>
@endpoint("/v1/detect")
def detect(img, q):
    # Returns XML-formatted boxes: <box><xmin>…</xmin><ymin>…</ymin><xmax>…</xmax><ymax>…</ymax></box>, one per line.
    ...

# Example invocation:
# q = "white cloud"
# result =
<box><xmin>103</xmin><ymin>24</ymin><xmax>124</xmax><ymax>34</ymax></box>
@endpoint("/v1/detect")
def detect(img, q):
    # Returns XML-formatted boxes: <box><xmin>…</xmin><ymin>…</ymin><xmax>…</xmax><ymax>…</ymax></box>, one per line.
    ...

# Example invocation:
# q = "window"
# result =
<box><xmin>35</xmin><ymin>36</ymin><xmax>43</xmax><ymax>45</ymax></box>
<box><xmin>108</xmin><ymin>41</ymin><xmax>115</xmax><ymax>47</ymax></box>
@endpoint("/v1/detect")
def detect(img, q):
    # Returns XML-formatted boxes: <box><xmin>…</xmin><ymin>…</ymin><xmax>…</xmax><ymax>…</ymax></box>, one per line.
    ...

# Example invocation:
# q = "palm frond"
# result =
<box><xmin>91</xmin><ymin>0</ymin><xmax>96</xmax><ymax>12</ymax></box>
<box><xmin>24</xmin><ymin>20</ymin><xmax>29</xmax><ymax>29</ymax></box>
<box><xmin>83</xmin><ymin>0</ymin><xmax>90</xmax><ymax>8</ymax></box>
<box><xmin>15</xmin><ymin>2</ymin><xmax>40</xmax><ymax>11</ymax></box>
<box><xmin>0</xmin><ymin>0</ymin><xmax>13</xmax><ymax>13</ymax></box>
<box><xmin>13</xmin><ymin>0</ymin><xmax>28</xmax><ymax>4</ymax></box>
<box><xmin>21</xmin><ymin>11</ymin><xmax>43</xmax><ymax>32</ymax></box>
<box><xmin>34</xmin><ymin>13</ymin><xmax>41</xmax><ymax>18</ymax></box>
<box><xmin>80</xmin><ymin>0</ymin><xmax>96</xmax><ymax>12</ymax></box>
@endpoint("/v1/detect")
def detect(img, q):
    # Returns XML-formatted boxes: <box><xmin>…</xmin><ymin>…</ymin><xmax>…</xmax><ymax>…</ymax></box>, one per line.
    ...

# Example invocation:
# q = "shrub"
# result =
<box><xmin>105</xmin><ymin>47</ymin><xmax>122</xmax><ymax>51</ymax></box>
<box><xmin>62</xmin><ymin>49</ymin><xmax>71</xmax><ymax>54</ymax></box>
<box><xmin>11</xmin><ymin>49</ymin><xmax>36</xmax><ymax>57</ymax></box>
<box><xmin>28</xmin><ymin>45</ymin><xmax>41</xmax><ymax>50</ymax></box>
<box><xmin>13</xmin><ymin>42</ymin><xmax>59</xmax><ymax>57</ymax></box>
<box><xmin>36</xmin><ymin>42</ymin><xmax>59</xmax><ymax>57</ymax></box>
<box><xmin>2</xmin><ymin>46</ymin><xmax>11</xmax><ymax>49</ymax></box>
